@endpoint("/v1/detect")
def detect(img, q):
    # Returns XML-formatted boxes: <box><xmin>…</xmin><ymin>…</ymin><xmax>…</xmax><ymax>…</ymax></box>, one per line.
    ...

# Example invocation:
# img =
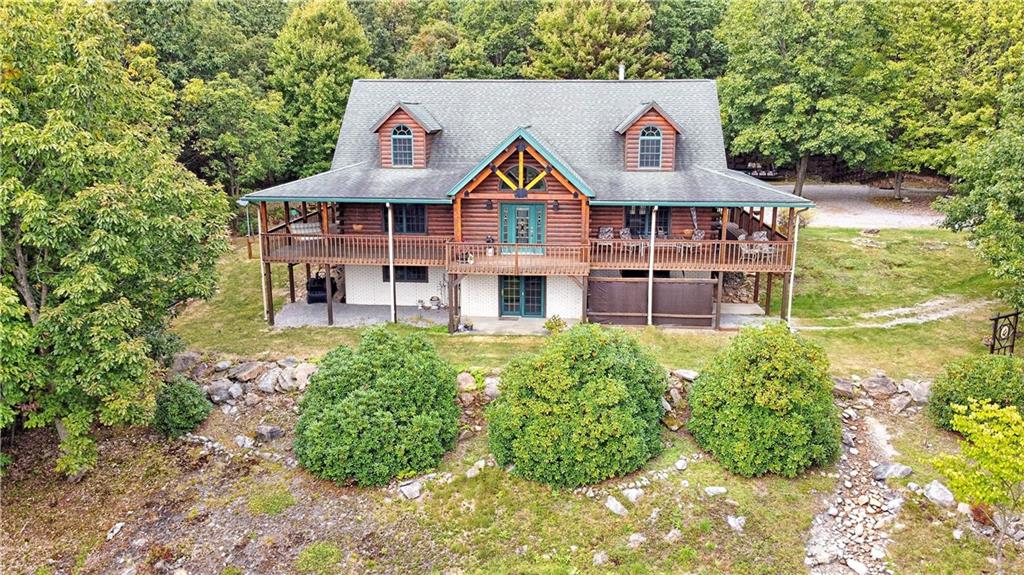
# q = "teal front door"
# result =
<box><xmin>499</xmin><ymin>276</ymin><xmax>545</xmax><ymax>317</ymax></box>
<box><xmin>500</xmin><ymin>203</ymin><xmax>545</xmax><ymax>254</ymax></box>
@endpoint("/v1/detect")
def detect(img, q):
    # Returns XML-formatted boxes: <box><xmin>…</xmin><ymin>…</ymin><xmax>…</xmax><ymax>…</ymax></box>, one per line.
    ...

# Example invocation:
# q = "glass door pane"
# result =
<box><xmin>522</xmin><ymin>276</ymin><xmax>544</xmax><ymax>317</ymax></box>
<box><xmin>499</xmin><ymin>276</ymin><xmax>521</xmax><ymax>316</ymax></box>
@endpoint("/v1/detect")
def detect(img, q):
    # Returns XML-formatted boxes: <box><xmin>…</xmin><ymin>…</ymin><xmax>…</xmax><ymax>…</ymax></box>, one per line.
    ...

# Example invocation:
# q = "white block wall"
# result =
<box><xmin>343</xmin><ymin>265</ymin><xmax>446</xmax><ymax>307</ymax></box>
<box><xmin>460</xmin><ymin>275</ymin><xmax>582</xmax><ymax>320</ymax></box>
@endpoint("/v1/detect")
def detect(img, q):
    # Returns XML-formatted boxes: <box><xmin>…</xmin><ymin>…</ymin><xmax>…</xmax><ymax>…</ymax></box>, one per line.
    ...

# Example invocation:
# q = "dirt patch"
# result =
<box><xmin>799</xmin><ymin>297</ymin><xmax>994</xmax><ymax>331</ymax></box>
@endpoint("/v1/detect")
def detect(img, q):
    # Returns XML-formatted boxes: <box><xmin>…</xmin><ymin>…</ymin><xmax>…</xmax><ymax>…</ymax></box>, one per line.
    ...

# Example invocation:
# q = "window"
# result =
<box><xmin>498</xmin><ymin>166</ymin><xmax>546</xmax><ymax>191</ymax></box>
<box><xmin>384</xmin><ymin>204</ymin><xmax>427</xmax><ymax>234</ymax></box>
<box><xmin>382</xmin><ymin>265</ymin><xmax>429</xmax><ymax>283</ymax></box>
<box><xmin>390</xmin><ymin>124</ymin><xmax>414</xmax><ymax>166</ymax></box>
<box><xmin>638</xmin><ymin>125</ymin><xmax>662</xmax><ymax>169</ymax></box>
<box><xmin>624</xmin><ymin>206</ymin><xmax>670</xmax><ymax>237</ymax></box>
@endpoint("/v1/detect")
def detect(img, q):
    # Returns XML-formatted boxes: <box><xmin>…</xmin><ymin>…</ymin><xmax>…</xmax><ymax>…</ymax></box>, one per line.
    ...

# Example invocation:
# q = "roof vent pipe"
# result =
<box><xmin>618</xmin><ymin>63</ymin><xmax>625</xmax><ymax>81</ymax></box>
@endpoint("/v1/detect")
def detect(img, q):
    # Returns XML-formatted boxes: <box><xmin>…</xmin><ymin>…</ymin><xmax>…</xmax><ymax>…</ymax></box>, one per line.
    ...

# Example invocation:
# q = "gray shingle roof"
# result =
<box><xmin>369</xmin><ymin>101</ymin><xmax>443</xmax><ymax>134</ymax></box>
<box><xmin>245</xmin><ymin>80</ymin><xmax>812</xmax><ymax>208</ymax></box>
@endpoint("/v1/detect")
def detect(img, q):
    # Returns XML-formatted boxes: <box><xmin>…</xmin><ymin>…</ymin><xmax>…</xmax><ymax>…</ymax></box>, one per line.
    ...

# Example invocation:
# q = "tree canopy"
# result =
<box><xmin>650</xmin><ymin>0</ymin><xmax>728</xmax><ymax>79</ymax></box>
<box><xmin>0</xmin><ymin>0</ymin><xmax>229</xmax><ymax>475</ymax></box>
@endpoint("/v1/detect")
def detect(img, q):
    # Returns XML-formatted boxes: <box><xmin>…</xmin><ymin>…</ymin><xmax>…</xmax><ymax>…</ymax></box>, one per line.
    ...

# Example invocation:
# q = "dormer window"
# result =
<box><xmin>391</xmin><ymin>125</ymin><xmax>414</xmax><ymax>167</ymax></box>
<box><xmin>499</xmin><ymin>166</ymin><xmax>546</xmax><ymax>191</ymax></box>
<box><xmin>638</xmin><ymin>126</ymin><xmax>662</xmax><ymax>169</ymax></box>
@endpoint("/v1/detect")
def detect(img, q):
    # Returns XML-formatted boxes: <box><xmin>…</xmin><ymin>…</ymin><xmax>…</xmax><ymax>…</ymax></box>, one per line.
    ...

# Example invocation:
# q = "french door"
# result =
<box><xmin>500</xmin><ymin>203</ymin><xmax>545</xmax><ymax>254</ymax></box>
<box><xmin>499</xmin><ymin>275</ymin><xmax>545</xmax><ymax>317</ymax></box>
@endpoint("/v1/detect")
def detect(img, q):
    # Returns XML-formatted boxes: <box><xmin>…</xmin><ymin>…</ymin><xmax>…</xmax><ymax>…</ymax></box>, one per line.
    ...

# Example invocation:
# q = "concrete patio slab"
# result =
<box><xmin>273</xmin><ymin>302</ymin><xmax>447</xmax><ymax>329</ymax></box>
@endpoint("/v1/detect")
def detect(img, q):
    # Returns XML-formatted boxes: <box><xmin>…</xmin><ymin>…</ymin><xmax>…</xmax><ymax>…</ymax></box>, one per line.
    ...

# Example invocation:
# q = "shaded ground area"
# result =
<box><xmin>784</xmin><ymin>184</ymin><xmax>945</xmax><ymax>229</ymax></box>
<box><xmin>274</xmin><ymin>302</ymin><xmax>447</xmax><ymax>328</ymax></box>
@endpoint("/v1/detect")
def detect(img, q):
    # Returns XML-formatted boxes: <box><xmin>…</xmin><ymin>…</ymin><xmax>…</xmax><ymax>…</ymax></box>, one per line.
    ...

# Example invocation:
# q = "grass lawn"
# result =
<box><xmin>173</xmin><ymin>228</ymin><xmax>1004</xmax><ymax>379</ymax></box>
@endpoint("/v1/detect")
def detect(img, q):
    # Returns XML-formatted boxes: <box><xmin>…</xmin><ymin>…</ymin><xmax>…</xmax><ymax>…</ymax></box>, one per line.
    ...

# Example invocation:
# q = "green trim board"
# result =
<box><xmin>589</xmin><ymin>199</ymin><xmax>815</xmax><ymax>208</ymax></box>
<box><xmin>444</xmin><ymin>127</ymin><xmax>595</xmax><ymax>198</ymax></box>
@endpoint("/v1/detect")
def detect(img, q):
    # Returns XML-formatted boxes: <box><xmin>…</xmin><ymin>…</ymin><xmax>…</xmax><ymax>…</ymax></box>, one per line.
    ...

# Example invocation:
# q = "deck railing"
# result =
<box><xmin>261</xmin><ymin>233</ymin><xmax>450</xmax><ymax>266</ymax></box>
<box><xmin>259</xmin><ymin>233</ymin><xmax>794</xmax><ymax>274</ymax></box>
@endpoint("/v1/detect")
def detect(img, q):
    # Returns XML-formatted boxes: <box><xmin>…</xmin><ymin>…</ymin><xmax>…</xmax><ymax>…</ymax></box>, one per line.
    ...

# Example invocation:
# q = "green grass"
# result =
<box><xmin>173</xmin><ymin>229</ymin><xmax>1004</xmax><ymax>379</ymax></box>
<box><xmin>246</xmin><ymin>483</ymin><xmax>296</xmax><ymax>516</ymax></box>
<box><xmin>295</xmin><ymin>542</ymin><xmax>344</xmax><ymax>575</ymax></box>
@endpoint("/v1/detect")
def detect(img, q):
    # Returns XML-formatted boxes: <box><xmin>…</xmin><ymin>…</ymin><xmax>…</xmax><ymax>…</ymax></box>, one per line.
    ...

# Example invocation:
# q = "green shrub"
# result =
<box><xmin>152</xmin><ymin>376</ymin><xmax>212</xmax><ymax>438</ymax></box>
<box><xmin>687</xmin><ymin>323</ymin><xmax>840</xmax><ymax>478</ymax></box>
<box><xmin>928</xmin><ymin>354</ymin><xmax>1024</xmax><ymax>430</ymax></box>
<box><xmin>294</xmin><ymin>326</ymin><xmax>458</xmax><ymax>486</ymax></box>
<box><xmin>543</xmin><ymin>314</ymin><xmax>566</xmax><ymax>334</ymax></box>
<box><xmin>486</xmin><ymin>324</ymin><xmax>666</xmax><ymax>487</ymax></box>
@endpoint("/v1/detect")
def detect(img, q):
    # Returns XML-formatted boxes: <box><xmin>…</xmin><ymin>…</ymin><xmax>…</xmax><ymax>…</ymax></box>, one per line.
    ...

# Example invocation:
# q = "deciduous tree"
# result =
<box><xmin>649</xmin><ymin>0</ymin><xmax>728</xmax><ymax>79</ymax></box>
<box><xmin>0</xmin><ymin>1</ymin><xmax>229</xmax><ymax>476</ymax></box>
<box><xmin>270</xmin><ymin>0</ymin><xmax>378</xmax><ymax>176</ymax></box>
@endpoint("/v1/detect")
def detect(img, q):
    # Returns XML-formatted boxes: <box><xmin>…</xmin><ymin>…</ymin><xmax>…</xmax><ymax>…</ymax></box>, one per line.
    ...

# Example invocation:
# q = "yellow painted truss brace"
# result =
<box><xmin>518</xmin><ymin>150</ymin><xmax>524</xmax><ymax>188</ymax></box>
<box><xmin>495</xmin><ymin>168</ymin><xmax>518</xmax><ymax>190</ymax></box>
<box><xmin>525</xmin><ymin>169</ymin><xmax>547</xmax><ymax>190</ymax></box>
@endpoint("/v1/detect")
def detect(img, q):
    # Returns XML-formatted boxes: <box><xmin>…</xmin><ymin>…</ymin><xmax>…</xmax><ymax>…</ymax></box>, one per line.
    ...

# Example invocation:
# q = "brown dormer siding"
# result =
<box><xmin>624</xmin><ymin>109</ymin><xmax>677</xmax><ymax>171</ymax></box>
<box><xmin>378</xmin><ymin>109</ymin><xmax>428</xmax><ymax>168</ymax></box>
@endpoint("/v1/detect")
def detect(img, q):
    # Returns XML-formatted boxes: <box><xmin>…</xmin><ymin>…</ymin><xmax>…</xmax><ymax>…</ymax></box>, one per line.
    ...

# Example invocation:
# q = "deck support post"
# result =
<box><xmin>287</xmin><ymin>264</ymin><xmax>295</xmax><ymax>303</ymax></box>
<box><xmin>714</xmin><ymin>272</ymin><xmax>723</xmax><ymax>330</ymax></box>
<box><xmin>386</xmin><ymin>202</ymin><xmax>397</xmax><ymax>323</ymax></box>
<box><xmin>646</xmin><ymin>206</ymin><xmax>658</xmax><ymax>325</ymax></box>
<box><xmin>581</xmin><ymin>276</ymin><xmax>589</xmax><ymax>323</ymax></box>
<box><xmin>257</xmin><ymin>202</ymin><xmax>272</xmax><ymax>325</ymax></box>
<box><xmin>263</xmin><ymin>262</ymin><xmax>275</xmax><ymax>327</ymax></box>
<box><xmin>326</xmin><ymin>264</ymin><xmax>334</xmax><ymax>326</ymax></box>
<box><xmin>783</xmin><ymin>208</ymin><xmax>801</xmax><ymax>322</ymax></box>
<box><xmin>764</xmin><ymin>273</ymin><xmax>773</xmax><ymax>316</ymax></box>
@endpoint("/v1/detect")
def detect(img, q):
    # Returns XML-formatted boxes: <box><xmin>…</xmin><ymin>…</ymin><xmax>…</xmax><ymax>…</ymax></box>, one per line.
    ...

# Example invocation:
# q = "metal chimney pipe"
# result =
<box><xmin>618</xmin><ymin>63</ymin><xmax>625</xmax><ymax>81</ymax></box>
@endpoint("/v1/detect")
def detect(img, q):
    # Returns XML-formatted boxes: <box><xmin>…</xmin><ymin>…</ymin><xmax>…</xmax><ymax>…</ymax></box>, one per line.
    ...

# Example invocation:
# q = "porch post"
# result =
<box><xmin>714</xmin><ymin>272</ymin><xmax>723</xmax><ymax>329</ymax></box>
<box><xmin>257</xmin><ymin>202</ymin><xmax>274</xmax><ymax>326</ymax></box>
<box><xmin>386</xmin><ymin>202</ymin><xmax>397</xmax><ymax>323</ymax></box>
<box><xmin>647</xmin><ymin>206</ymin><xmax>658</xmax><ymax>325</ymax></box>
<box><xmin>288</xmin><ymin>264</ymin><xmax>295</xmax><ymax>303</ymax></box>
<box><xmin>326</xmin><ymin>264</ymin><xmax>334</xmax><ymax>326</ymax></box>
<box><xmin>780</xmin><ymin>207</ymin><xmax>795</xmax><ymax>321</ymax></box>
<box><xmin>784</xmin><ymin>209</ymin><xmax>801</xmax><ymax>322</ymax></box>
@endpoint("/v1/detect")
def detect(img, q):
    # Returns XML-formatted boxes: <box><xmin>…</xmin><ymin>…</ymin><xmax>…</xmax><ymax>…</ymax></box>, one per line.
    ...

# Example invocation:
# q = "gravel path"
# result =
<box><xmin>780</xmin><ymin>184</ymin><xmax>945</xmax><ymax>229</ymax></box>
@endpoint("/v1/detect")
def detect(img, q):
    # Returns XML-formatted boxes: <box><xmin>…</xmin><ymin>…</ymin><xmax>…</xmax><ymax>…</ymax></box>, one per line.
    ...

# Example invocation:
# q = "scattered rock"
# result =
<box><xmin>293</xmin><ymin>363</ymin><xmax>317</xmax><ymax>390</ymax></box>
<box><xmin>592</xmin><ymin>551</ymin><xmax>608</xmax><ymax>566</ymax></box>
<box><xmin>924</xmin><ymin>480</ymin><xmax>956</xmax><ymax>508</ymax></box>
<box><xmin>227</xmin><ymin>382</ymin><xmax>244</xmax><ymax>400</ymax></box>
<box><xmin>900</xmin><ymin>379</ymin><xmax>933</xmax><ymax>404</ymax></box>
<box><xmin>846</xmin><ymin>557</ymin><xmax>869</xmax><ymax>575</ymax></box>
<box><xmin>726</xmin><ymin>515</ymin><xmax>746</xmax><ymax>533</ymax></box>
<box><xmin>861</xmin><ymin>228</ymin><xmax>880</xmax><ymax>236</ymax></box>
<box><xmin>484</xmin><ymin>377</ymin><xmax>501</xmax><ymax>400</ymax></box>
<box><xmin>256</xmin><ymin>368</ymin><xmax>282</xmax><ymax>393</ymax></box>
<box><xmin>672</xmin><ymin>369</ymin><xmax>699</xmax><ymax>382</ymax></box>
<box><xmin>852</xmin><ymin>237</ymin><xmax>886</xmax><ymax>249</ymax></box>
<box><xmin>872</xmin><ymin>462</ymin><xmax>912</xmax><ymax>481</ymax></box>
<box><xmin>457</xmin><ymin>371</ymin><xmax>476</xmax><ymax>392</ymax></box>
<box><xmin>214</xmin><ymin>360</ymin><xmax>231</xmax><ymax>371</ymax></box>
<box><xmin>621</xmin><ymin>488</ymin><xmax>644</xmax><ymax>504</ymax></box>
<box><xmin>229</xmin><ymin>361</ymin><xmax>266</xmax><ymax>382</ymax></box>
<box><xmin>627</xmin><ymin>533</ymin><xmax>647</xmax><ymax>548</ymax></box>
<box><xmin>254</xmin><ymin>425</ymin><xmax>284</xmax><ymax>443</ymax></box>
<box><xmin>663</xmin><ymin>528</ymin><xmax>682</xmax><ymax>544</ymax></box>
<box><xmin>234</xmin><ymin>435</ymin><xmax>254</xmax><ymax>449</ymax></box>
<box><xmin>459</xmin><ymin>392</ymin><xmax>475</xmax><ymax>406</ymax></box>
<box><xmin>674</xmin><ymin>458</ymin><xmax>688</xmax><ymax>471</ymax></box>
<box><xmin>399</xmin><ymin>481</ymin><xmax>422</xmax><ymax>500</ymax></box>
<box><xmin>889</xmin><ymin>393</ymin><xmax>912</xmax><ymax>414</ymax></box>
<box><xmin>605</xmin><ymin>495</ymin><xmax>628</xmax><ymax>516</ymax></box>
<box><xmin>861</xmin><ymin>375</ymin><xmax>898</xmax><ymax>399</ymax></box>
<box><xmin>171</xmin><ymin>351</ymin><xmax>201</xmax><ymax>374</ymax></box>
<box><xmin>277</xmin><ymin>367</ymin><xmax>296</xmax><ymax>392</ymax></box>
<box><xmin>465</xmin><ymin>460</ymin><xmax>486</xmax><ymax>479</ymax></box>
<box><xmin>704</xmin><ymin>486</ymin><xmax>727</xmax><ymax>497</ymax></box>
<box><xmin>660</xmin><ymin>397</ymin><xmax>673</xmax><ymax>413</ymax></box>
<box><xmin>277</xmin><ymin>356</ymin><xmax>298</xmax><ymax>368</ymax></box>
<box><xmin>661</xmin><ymin>414</ymin><xmax>682</xmax><ymax>431</ymax></box>
<box><xmin>106</xmin><ymin>522</ymin><xmax>125</xmax><ymax>541</ymax></box>
<box><xmin>832</xmin><ymin>377</ymin><xmax>857</xmax><ymax>399</ymax></box>
<box><xmin>668</xmin><ymin>388</ymin><xmax>684</xmax><ymax>407</ymax></box>
<box><xmin>207</xmin><ymin>379</ymin><xmax>233</xmax><ymax>404</ymax></box>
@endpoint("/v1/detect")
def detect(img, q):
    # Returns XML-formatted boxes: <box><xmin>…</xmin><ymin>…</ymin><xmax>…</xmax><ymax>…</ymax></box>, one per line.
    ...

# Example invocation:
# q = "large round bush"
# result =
<box><xmin>294</xmin><ymin>326</ymin><xmax>458</xmax><ymax>486</ymax></box>
<box><xmin>687</xmin><ymin>323</ymin><xmax>840</xmax><ymax>478</ymax></box>
<box><xmin>928</xmin><ymin>354</ymin><xmax>1024</xmax><ymax>430</ymax></box>
<box><xmin>486</xmin><ymin>324</ymin><xmax>666</xmax><ymax>487</ymax></box>
<box><xmin>153</xmin><ymin>376</ymin><xmax>212</xmax><ymax>438</ymax></box>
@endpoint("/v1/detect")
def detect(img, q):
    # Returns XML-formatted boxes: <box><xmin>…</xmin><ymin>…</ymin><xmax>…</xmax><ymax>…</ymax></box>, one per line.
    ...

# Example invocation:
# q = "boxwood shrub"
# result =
<box><xmin>294</xmin><ymin>326</ymin><xmax>458</xmax><ymax>486</ymax></box>
<box><xmin>153</xmin><ymin>376</ymin><xmax>212</xmax><ymax>438</ymax></box>
<box><xmin>486</xmin><ymin>324</ymin><xmax>666</xmax><ymax>487</ymax></box>
<box><xmin>687</xmin><ymin>323</ymin><xmax>840</xmax><ymax>478</ymax></box>
<box><xmin>928</xmin><ymin>354</ymin><xmax>1024</xmax><ymax>430</ymax></box>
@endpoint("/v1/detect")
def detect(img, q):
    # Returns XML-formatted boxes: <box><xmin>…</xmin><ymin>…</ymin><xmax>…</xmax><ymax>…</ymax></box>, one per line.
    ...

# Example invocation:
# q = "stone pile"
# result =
<box><xmin>661</xmin><ymin>368</ymin><xmax>696</xmax><ymax>431</ymax></box>
<box><xmin>170</xmin><ymin>352</ymin><xmax>318</xmax><ymax>416</ymax></box>
<box><xmin>831</xmin><ymin>373</ymin><xmax>932</xmax><ymax>416</ymax></box>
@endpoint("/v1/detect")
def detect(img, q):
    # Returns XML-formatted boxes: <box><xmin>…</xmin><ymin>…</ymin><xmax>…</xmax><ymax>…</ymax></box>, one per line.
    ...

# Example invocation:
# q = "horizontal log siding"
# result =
<box><xmin>338</xmin><ymin>203</ymin><xmax>453</xmax><ymax>236</ymax></box>
<box><xmin>460</xmin><ymin>155</ymin><xmax>582</xmax><ymax>244</ymax></box>
<box><xmin>588</xmin><ymin>207</ymin><xmax>717</xmax><ymax>237</ymax></box>
<box><xmin>377</xmin><ymin>109</ymin><xmax>428</xmax><ymax>168</ymax></box>
<box><xmin>624</xmin><ymin>109</ymin><xmax>677</xmax><ymax>171</ymax></box>
<box><xmin>426</xmin><ymin>205</ymin><xmax>454</xmax><ymax>236</ymax></box>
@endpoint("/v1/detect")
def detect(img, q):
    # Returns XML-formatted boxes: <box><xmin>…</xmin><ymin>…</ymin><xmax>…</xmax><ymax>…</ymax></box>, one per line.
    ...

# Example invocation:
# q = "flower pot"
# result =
<box><xmin>352</xmin><ymin>224</ymin><xmax>364</xmax><ymax>232</ymax></box>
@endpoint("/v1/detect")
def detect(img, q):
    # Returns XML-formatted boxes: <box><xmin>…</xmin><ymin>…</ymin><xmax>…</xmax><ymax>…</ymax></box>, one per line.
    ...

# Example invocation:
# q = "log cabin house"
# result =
<box><xmin>242</xmin><ymin>80</ymin><xmax>813</xmax><ymax>331</ymax></box>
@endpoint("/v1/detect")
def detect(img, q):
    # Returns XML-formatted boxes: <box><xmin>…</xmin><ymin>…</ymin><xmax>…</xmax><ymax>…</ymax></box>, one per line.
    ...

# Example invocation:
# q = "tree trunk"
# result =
<box><xmin>893</xmin><ymin>170</ymin><xmax>905</xmax><ymax>200</ymax></box>
<box><xmin>793</xmin><ymin>153</ymin><xmax>810</xmax><ymax>197</ymax></box>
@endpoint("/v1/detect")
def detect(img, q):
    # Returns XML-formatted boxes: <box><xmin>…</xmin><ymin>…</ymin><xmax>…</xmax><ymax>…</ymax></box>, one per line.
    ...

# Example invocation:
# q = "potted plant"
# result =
<box><xmin>485</xmin><ymin>235</ymin><xmax>496</xmax><ymax>257</ymax></box>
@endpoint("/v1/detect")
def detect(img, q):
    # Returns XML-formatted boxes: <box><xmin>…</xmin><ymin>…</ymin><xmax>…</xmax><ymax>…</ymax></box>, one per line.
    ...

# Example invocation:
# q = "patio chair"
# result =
<box><xmin>620</xmin><ymin>228</ymin><xmax>645</xmax><ymax>259</ymax></box>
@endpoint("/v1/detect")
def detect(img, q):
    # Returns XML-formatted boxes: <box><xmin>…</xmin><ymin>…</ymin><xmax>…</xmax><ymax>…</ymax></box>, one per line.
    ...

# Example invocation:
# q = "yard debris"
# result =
<box><xmin>605</xmin><ymin>495</ymin><xmax>628</xmax><ymax>516</ymax></box>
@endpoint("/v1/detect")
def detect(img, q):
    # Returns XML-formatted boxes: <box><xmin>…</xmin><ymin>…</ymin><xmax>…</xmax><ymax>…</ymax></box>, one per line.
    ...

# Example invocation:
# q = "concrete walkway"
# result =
<box><xmin>273</xmin><ymin>302</ymin><xmax>447</xmax><ymax>328</ymax></box>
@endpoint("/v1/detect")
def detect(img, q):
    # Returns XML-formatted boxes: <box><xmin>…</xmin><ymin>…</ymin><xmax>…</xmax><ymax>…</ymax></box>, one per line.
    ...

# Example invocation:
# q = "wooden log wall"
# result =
<box><xmin>376</xmin><ymin>109</ymin><xmax>429</xmax><ymax>168</ymax></box>
<box><xmin>588</xmin><ymin>207</ymin><xmax>717</xmax><ymax>237</ymax></box>
<box><xmin>623</xmin><ymin>108</ymin><xmax>677</xmax><ymax>171</ymax></box>
<box><xmin>337</xmin><ymin>203</ymin><xmax>454</xmax><ymax>236</ymax></box>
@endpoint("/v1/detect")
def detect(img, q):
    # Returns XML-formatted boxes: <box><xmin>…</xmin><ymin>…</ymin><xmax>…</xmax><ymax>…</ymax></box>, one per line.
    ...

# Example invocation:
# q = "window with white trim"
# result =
<box><xmin>391</xmin><ymin>124</ymin><xmax>414</xmax><ymax>166</ymax></box>
<box><xmin>638</xmin><ymin>125</ymin><xmax>662</xmax><ymax>169</ymax></box>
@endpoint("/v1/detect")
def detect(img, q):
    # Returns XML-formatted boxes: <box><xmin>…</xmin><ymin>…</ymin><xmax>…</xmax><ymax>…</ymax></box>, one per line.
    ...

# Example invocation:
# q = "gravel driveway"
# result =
<box><xmin>778</xmin><ymin>184</ymin><xmax>945</xmax><ymax>229</ymax></box>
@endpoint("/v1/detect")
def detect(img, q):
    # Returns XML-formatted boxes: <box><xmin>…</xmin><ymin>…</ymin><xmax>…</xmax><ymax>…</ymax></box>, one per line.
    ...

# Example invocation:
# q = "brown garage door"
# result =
<box><xmin>587</xmin><ymin>276</ymin><xmax>715</xmax><ymax>328</ymax></box>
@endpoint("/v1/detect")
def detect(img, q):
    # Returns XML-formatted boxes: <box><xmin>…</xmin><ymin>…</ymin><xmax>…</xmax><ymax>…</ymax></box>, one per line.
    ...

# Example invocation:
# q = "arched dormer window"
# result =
<box><xmin>391</xmin><ymin>124</ymin><xmax>414</xmax><ymax>167</ymax></box>
<box><xmin>638</xmin><ymin>125</ymin><xmax>662</xmax><ymax>169</ymax></box>
<box><xmin>499</xmin><ymin>166</ymin><xmax>547</xmax><ymax>191</ymax></box>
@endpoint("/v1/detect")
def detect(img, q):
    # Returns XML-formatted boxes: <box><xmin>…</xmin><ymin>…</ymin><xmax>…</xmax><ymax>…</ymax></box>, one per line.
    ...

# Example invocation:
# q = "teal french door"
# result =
<box><xmin>499</xmin><ymin>276</ymin><xmax>545</xmax><ymax>317</ymax></box>
<box><xmin>500</xmin><ymin>203</ymin><xmax>545</xmax><ymax>254</ymax></box>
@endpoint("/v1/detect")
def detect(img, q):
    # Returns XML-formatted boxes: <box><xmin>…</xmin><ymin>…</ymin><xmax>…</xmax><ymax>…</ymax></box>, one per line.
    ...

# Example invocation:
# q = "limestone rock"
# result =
<box><xmin>674</xmin><ymin>458</ymin><xmax>688</xmax><ymax>471</ymax></box>
<box><xmin>229</xmin><ymin>361</ymin><xmax>266</xmax><ymax>382</ymax></box>
<box><xmin>459</xmin><ymin>392</ymin><xmax>475</xmax><ymax>406</ymax></box>
<box><xmin>293</xmin><ymin>363</ymin><xmax>318</xmax><ymax>390</ymax></box>
<box><xmin>214</xmin><ymin>360</ymin><xmax>231</xmax><ymax>371</ymax></box>
<box><xmin>171</xmin><ymin>351</ymin><xmax>201</xmax><ymax>374</ymax></box>
<box><xmin>663</xmin><ymin>528</ymin><xmax>682</xmax><ymax>544</ymax></box>
<box><xmin>277</xmin><ymin>367</ymin><xmax>296</xmax><ymax>392</ymax></box>
<box><xmin>924</xmin><ymin>480</ymin><xmax>955</xmax><ymax>508</ymax></box>
<box><xmin>207</xmin><ymin>379</ymin><xmax>233</xmax><ymax>404</ymax></box>
<box><xmin>872</xmin><ymin>462</ymin><xmax>912</xmax><ymax>481</ymax></box>
<box><xmin>900</xmin><ymin>379</ymin><xmax>933</xmax><ymax>404</ymax></box>
<box><xmin>457</xmin><ymin>372</ymin><xmax>476</xmax><ymax>392</ymax></box>
<box><xmin>227</xmin><ymin>382</ymin><xmax>244</xmax><ymax>400</ymax></box>
<box><xmin>889</xmin><ymin>393</ymin><xmax>912</xmax><ymax>414</ymax></box>
<box><xmin>846</xmin><ymin>558</ymin><xmax>869</xmax><ymax>575</ymax></box>
<box><xmin>234</xmin><ymin>435</ymin><xmax>254</xmax><ymax>449</ymax></box>
<box><xmin>704</xmin><ymin>486</ymin><xmax>727</xmax><ymax>497</ymax></box>
<box><xmin>672</xmin><ymin>369</ymin><xmax>699</xmax><ymax>382</ymax></box>
<box><xmin>255</xmin><ymin>425</ymin><xmax>284</xmax><ymax>443</ymax></box>
<box><xmin>861</xmin><ymin>375</ymin><xmax>897</xmax><ymax>399</ymax></box>
<box><xmin>832</xmin><ymin>377</ymin><xmax>857</xmax><ymax>399</ymax></box>
<box><xmin>627</xmin><ymin>533</ymin><xmax>647</xmax><ymax>548</ymax></box>
<box><xmin>256</xmin><ymin>368</ymin><xmax>282</xmax><ymax>393</ymax></box>
<box><xmin>621</xmin><ymin>488</ymin><xmax>644</xmax><ymax>504</ymax></box>
<box><xmin>399</xmin><ymin>480</ymin><xmax>422</xmax><ymax>500</ymax></box>
<box><xmin>484</xmin><ymin>376</ymin><xmax>501</xmax><ymax>400</ymax></box>
<box><xmin>605</xmin><ymin>495</ymin><xmax>628</xmax><ymax>516</ymax></box>
<box><xmin>726</xmin><ymin>515</ymin><xmax>746</xmax><ymax>532</ymax></box>
<box><xmin>592</xmin><ymin>551</ymin><xmax>608</xmax><ymax>566</ymax></box>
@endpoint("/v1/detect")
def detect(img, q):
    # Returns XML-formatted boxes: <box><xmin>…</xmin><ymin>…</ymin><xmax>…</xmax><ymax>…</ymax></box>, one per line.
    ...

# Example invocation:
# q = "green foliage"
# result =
<box><xmin>449</xmin><ymin>0</ymin><xmax>540</xmax><ymax>79</ymax></box>
<box><xmin>152</xmin><ymin>377</ymin><xmax>212</xmax><ymax>438</ymax></box>
<box><xmin>247</xmin><ymin>483</ymin><xmax>296</xmax><ymax>515</ymax></box>
<box><xmin>486</xmin><ymin>324</ymin><xmax>666</xmax><ymax>487</ymax></box>
<box><xmin>717</xmin><ymin>0</ymin><xmax>892</xmax><ymax>194</ymax></box>
<box><xmin>177</xmin><ymin>73</ymin><xmax>293</xmax><ymax>196</ymax></box>
<box><xmin>543</xmin><ymin>315</ymin><xmax>566</xmax><ymax>335</ymax></box>
<box><xmin>270</xmin><ymin>0</ymin><xmax>378</xmax><ymax>176</ymax></box>
<box><xmin>144</xmin><ymin>324</ymin><xmax>187</xmax><ymax>368</ymax></box>
<box><xmin>0</xmin><ymin>0</ymin><xmax>229</xmax><ymax>475</ymax></box>
<box><xmin>687</xmin><ymin>323</ymin><xmax>840</xmax><ymax>478</ymax></box>
<box><xmin>526</xmin><ymin>0</ymin><xmax>667</xmax><ymax>79</ymax></box>
<box><xmin>650</xmin><ymin>0</ymin><xmax>728</xmax><ymax>78</ymax></box>
<box><xmin>933</xmin><ymin>402</ymin><xmax>1024</xmax><ymax>573</ymax></box>
<box><xmin>294</xmin><ymin>326</ymin><xmax>459</xmax><ymax>486</ymax></box>
<box><xmin>928</xmin><ymin>355</ymin><xmax>1024</xmax><ymax>431</ymax></box>
<box><xmin>295</xmin><ymin>542</ymin><xmax>344</xmax><ymax>575</ymax></box>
